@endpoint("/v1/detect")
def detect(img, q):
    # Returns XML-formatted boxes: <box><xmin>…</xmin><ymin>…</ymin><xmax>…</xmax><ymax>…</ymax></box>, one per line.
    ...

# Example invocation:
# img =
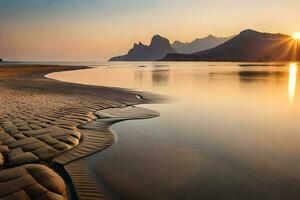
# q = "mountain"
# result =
<box><xmin>109</xmin><ymin>35</ymin><xmax>177</xmax><ymax>61</ymax></box>
<box><xmin>172</xmin><ymin>35</ymin><xmax>234</xmax><ymax>54</ymax></box>
<box><xmin>162</xmin><ymin>29</ymin><xmax>300</xmax><ymax>61</ymax></box>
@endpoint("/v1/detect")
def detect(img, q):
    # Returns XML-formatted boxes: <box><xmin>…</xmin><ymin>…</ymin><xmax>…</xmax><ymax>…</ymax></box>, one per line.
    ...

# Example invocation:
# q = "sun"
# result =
<box><xmin>293</xmin><ymin>32</ymin><xmax>300</xmax><ymax>40</ymax></box>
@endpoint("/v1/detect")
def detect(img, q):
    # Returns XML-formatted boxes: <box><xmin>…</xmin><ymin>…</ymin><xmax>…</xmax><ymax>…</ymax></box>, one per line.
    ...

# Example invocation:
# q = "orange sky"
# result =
<box><xmin>0</xmin><ymin>0</ymin><xmax>300</xmax><ymax>61</ymax></box>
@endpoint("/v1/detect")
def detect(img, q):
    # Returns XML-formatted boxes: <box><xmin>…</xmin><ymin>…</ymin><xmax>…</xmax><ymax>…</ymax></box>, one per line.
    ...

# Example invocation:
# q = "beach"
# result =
<box><xmin>2</xmin><ymin>1</ymin><xmax>300</xmax><ymax>199</ymax></box>
<box><xmin>49</xmin><ymin>62</ymin><xmax>300</xmax><ymax>200</ymax></box>
<box><xmin>0</xmin><ymin>64</ymin><xmax>161</xmax><ymax>199</ymax></box>
<box><xmin>2</xmin><ymin>62</ymin><xmax>300</xmax><ymax>200</ymax></box>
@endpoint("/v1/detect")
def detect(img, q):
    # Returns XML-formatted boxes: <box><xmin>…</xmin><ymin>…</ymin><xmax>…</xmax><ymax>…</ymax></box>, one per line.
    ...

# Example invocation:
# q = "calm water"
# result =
<box><xmin>49</xmin><ymin>62</ymin><xmax>300</xmax><ymax>200</ymax></box>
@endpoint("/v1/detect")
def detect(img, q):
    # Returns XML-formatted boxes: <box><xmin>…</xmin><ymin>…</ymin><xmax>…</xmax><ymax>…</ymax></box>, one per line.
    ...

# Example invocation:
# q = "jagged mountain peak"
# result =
<box><xmin>109</xmin><ymin>35</ymin><xmax>176</xmax><ymax>61</ymax></box>
<box><xmin>150</xmin><ymin>35</ymin><xmax>171</xmax><ymax>46</ymax></box>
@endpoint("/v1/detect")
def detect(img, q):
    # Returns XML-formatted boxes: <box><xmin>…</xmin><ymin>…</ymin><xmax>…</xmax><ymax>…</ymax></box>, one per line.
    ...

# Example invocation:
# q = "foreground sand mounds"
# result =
<box><xmin>95</xmin><ymin>106</ymin><xmax>160</xmax><ymax>120</ymax></box>
<box><xmin>0</xmin><ymin>106</ymin><xmax>88</xmax><ymax>167</ymax></box>
<box><xmin>0</xmin><ymin>65</ymin><xmax>162</xmax><ymax>199</ymax></box>
<box><xmin>0</xmin><ymin>70</ymin><xmax>143</xmax><ymax>169</ymax></box>
<box><xmin>56</xmin><ymin>106</ymin><xmax>160</xmax><ymax>199</ymax></box>
<box><xmin>0</xmin><ymin>164</ymin><xmax>66</xmax><ymax>200</ymax></box>
<box><xmin>65</xmin><ymin>160</ymin><xmax>105</xmax><ymax>200</ymax></box>
<box><xmin>55</xmin><ymin>106</ymin><xmax>159</xmax><ymax>165</ymax></box>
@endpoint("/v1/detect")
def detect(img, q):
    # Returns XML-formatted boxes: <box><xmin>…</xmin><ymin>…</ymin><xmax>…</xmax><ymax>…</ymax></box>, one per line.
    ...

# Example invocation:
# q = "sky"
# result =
<box><xmin>0</xmin><ymin>0</ymin><xmax>300</xmax><ymax>61</ymax></box>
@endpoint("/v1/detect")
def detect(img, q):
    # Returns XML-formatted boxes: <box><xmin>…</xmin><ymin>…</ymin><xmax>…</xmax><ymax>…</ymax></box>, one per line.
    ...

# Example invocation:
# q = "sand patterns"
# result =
<box><xmin>0</xmin><ymin>65</ymin><xmax>150</xmax><ymax>200</ymax></box>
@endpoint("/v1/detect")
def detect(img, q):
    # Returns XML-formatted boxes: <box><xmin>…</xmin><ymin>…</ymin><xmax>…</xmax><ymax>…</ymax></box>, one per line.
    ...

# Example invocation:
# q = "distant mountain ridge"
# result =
<box><xmin>162</xmin><ymin>29</ymin><xmax>300</xmax><ymax>61</ymax></box>
<box><xmin>109</xmin><ymin>35</ymin><xmax>176</xmax><ymax>61</ymax></box>
<box><xmin>172</xmin><ymin>35</ymin><xmax>234</xmax><ymax>54</ymax></box>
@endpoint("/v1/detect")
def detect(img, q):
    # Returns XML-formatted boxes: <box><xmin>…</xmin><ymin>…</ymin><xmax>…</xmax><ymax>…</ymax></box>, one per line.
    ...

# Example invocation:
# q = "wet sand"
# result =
<box><xmin>0</xmin><ymin>64</ymin><xmax>162</xmax><ymax>199</ymax></box>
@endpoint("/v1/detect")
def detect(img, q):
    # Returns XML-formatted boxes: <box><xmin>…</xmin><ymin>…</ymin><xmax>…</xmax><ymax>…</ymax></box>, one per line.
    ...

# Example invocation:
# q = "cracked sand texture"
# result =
<box><xmin>0</xmin><ymin>65</ymin><xmax>153</xmax><ymax>199</ymax></box>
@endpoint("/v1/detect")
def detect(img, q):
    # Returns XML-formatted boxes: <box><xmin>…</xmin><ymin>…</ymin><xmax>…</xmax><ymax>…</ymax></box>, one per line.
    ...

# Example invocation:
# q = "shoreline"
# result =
<box><xmin>0</xmin><ymin>64</ymin><xmax>164</xmax><ymax>199</ymax></box>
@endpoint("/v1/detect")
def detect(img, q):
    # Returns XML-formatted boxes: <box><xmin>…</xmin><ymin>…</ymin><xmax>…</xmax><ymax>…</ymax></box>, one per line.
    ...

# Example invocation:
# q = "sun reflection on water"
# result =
<box><xmin>288</xmin><ymin>63</ymin><xmax>298</xmax><ymax>103</ymax></box>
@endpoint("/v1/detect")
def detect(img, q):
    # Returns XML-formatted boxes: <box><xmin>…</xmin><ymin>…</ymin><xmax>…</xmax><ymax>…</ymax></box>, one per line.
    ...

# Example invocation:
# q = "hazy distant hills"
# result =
<box><xmin>109</xmin><ymin>35</ymin><xmax>176</xmax><ymax>61</ymax></box>
<box><xmin>162</xmin><ymin>29</ymin><xmax>299</xmax><ymax>61</ymax></box>
<box><xmin>172</xmin><ymin>35</ymin><xmax>234</xmax><ymax>54</ymax></box>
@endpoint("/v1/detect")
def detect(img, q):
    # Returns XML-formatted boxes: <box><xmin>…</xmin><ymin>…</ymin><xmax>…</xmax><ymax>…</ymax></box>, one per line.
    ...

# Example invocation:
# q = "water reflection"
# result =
<box><xmin>288</xmin><ymin>63</ymin><xmax>298</xmax><ymax>103</ymax></box>
<box><xmin>49</xmin><ymin>62</ymin><xmax>300</xmax><ymax>200</ymax></box>
<box><xmin>151</xmin><ymin>69</ymin><xmax>170</xmax><ymax>87</ymax></box>
<box><xmin>238</xmin><ymin>71</ymin><xmax>285</xmax><ymax>83</ymax></box>
<box><xmin>134</xmin><ymin>71</ymin><xmax>145</xmax><ymax>86</ymax></box>
<box><xmin>209</xmin><ymin>71</ymin><xmax>285</xmax><ymax>83</ymax></box>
